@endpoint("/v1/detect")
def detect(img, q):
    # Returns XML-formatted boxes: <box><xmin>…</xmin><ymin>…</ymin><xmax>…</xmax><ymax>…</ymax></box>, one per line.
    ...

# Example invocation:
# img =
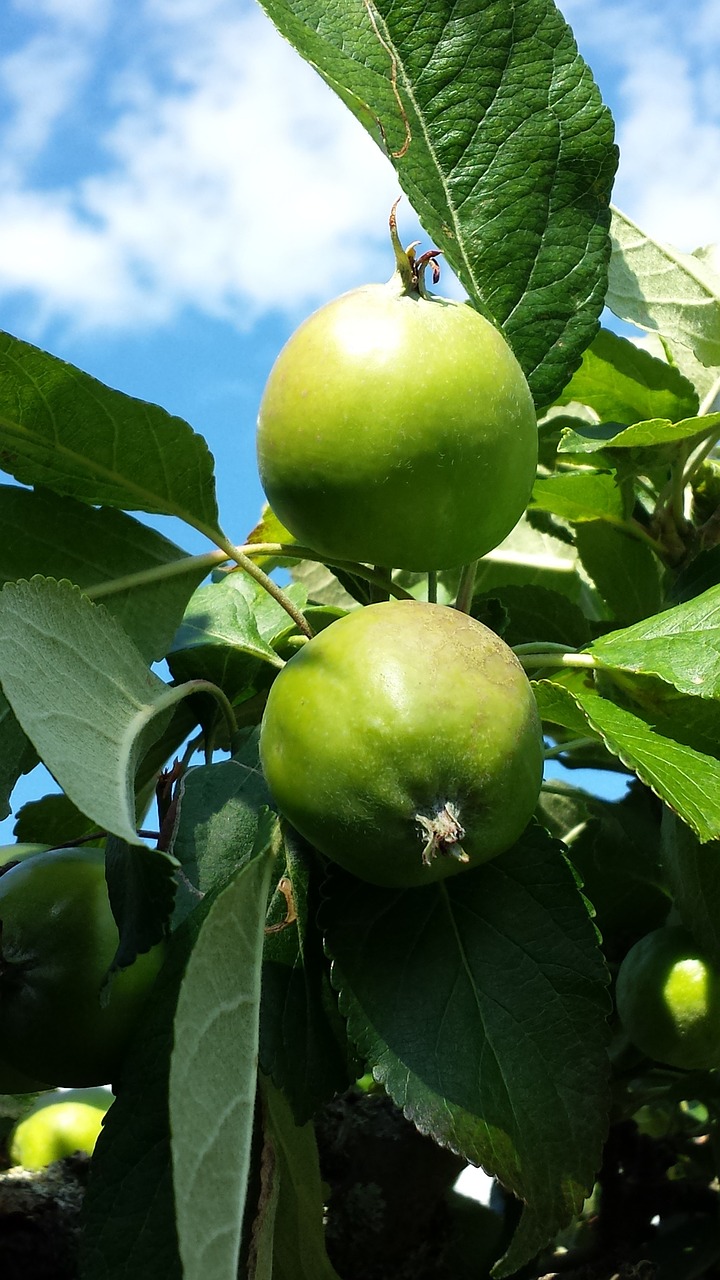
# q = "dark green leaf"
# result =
<box><xmin>661</xmin><ymin>809</ymin><xmax>720</xmax><ymax>972</ymax></box>
<box><xmin>324</xmin><ymin>826</ymin><xmax>611</xmax><ymax>1276</ymax></box>
<box><xmin>0</xmin><ymin>486</ymin><xmax>210</xmax><ymax>663</ymax></box>
<box><xmin>669</xmin><ymin>547</ymin><xmax>720</xmax><ymax>604</ymax></box>
<box><xmin>0</xmin><ymin>331</ymin><xmax>220</xmax><ymax>533</ymax></box>
<box><xmin>79</xmin><ymin>908</ymin><xmax>206</xmax><ymax>1280</ymax></box>
<box><xmin>13</xmin><ymin>791</ymin><xmax>101</xmax><ymax>846</ymax></box>
<box><xmin>473</xmin><ymin>584</ymin><xmax>591</xmax><ymax>648</ymax></box>
<box><xmin>257</xmin><ymin>0</ymin><xmax>617</xmax><ymax>406</ymax></box>
<box><xmin>171</xmin><ymin>734</ymin><xmax>271</xmax><ymax>925</ymax></box>
<box><xmin>472</xmin><ymin>517</ymin><xmax>604</xmax><ymax>618</ymax></box>
<box><xmin>0</xmin><ymin>689</ymin><xmax>36</xmax><ymax>823</ymax></box>
<box><xmin>574</xmin><ymin>521</ymin><xmax>662</xmax><ymax>625</ymax></box>
<box><xmin>261</xmin><ymin>830</ymin><xmax>353</xmax><ymax>1123</ymax></box>
<box><xmin>105</xmin><ymin>836</ymin><xmax>178</xmax><ymax>971</ymax></box>
<box><xmin>554</xmin><ymin>327</ymin><xmax>699</xmax><ymax>426</ymax></box>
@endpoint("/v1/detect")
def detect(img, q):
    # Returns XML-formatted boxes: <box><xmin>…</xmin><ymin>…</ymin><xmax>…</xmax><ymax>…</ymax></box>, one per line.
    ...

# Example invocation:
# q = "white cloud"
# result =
<box><xmin>0</xmin><ymin>0</ymin><xmax>717</xmax><ymax>335</ymax></box>
<box><xmin>558</xmin><ymin>0</ymin><xmax>720</xmax><ymax>249</ymax></box>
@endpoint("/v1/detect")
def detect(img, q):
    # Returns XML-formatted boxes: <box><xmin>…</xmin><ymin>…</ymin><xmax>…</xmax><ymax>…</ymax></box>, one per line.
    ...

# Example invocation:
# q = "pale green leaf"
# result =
<box><xmin>559</xmin><ymin>413</ymin><xmax>719</xmax><ymax>455</ymax></box>
<box><xmin>551</xmin><ymin>676</ymin><xmax>720</xmax><ymax>843</ymax></box>
<box><xmin>253</xmin><ymin>1077</ymin><xmax>342</xmax><ymax>1280</ymax></box>
<box><xmin>607</xmin><ymin>207</ymin><xmax>720</xmax><ymax>373</ymax></box>
<box><xmin>531</xmin><ymin>472</ymin><xmax>624</xmax><ymax>523</ymax></box>
<box><xmin>590</xmin><ymin>586</ymin><xmax>720</xmax><ymax>698</ymax></box>
<box><xmin>0</xmin><ymin>577</ymin><xmax>174</xmax><ymax>845</ymax></box>
<box><xmin>169</xmin><ymin>815</ymin><xmax>277</xmax><ymax>1280</ymax></box>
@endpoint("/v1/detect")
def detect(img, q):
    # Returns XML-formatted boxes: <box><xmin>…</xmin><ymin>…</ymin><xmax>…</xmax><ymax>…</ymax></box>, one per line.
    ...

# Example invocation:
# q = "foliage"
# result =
<box><xmin>0</xmin><ymin>1</ymin><xmax>719</xmax><ymax>1278</ymax></box>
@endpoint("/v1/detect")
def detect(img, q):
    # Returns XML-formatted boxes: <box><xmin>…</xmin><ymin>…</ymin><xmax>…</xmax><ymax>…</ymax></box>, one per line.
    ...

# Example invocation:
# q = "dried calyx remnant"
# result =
<box><xmin>415</xmin><ymin>802</ymin><xmax>469</xmax><ymax>867</ymax></box>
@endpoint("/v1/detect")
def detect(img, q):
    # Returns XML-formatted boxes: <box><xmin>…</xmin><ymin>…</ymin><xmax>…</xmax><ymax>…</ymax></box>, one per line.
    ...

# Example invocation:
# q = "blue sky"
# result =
<box><xmin>0</xmin><ymin>0</ymin><xmax>718</xmax><ymax>839</ymax></box>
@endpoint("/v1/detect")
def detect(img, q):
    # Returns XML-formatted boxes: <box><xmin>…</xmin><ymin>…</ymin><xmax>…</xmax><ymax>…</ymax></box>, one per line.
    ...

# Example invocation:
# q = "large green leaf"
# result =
<box><xmin>554</xmin><ymin>327</ymin><xmax>699</xmax><ymax>426</ymax></box>
<box><xmin>258</xmin><ymin>0</ymin><xmax>617</xmax><ymax>405</ymax></box>
<box><xmin>0</xmin><ymin>331</ymin><xmax>221</xmax><ymax>536</ymax></box>
<box><xmin>539</xmin><ymin>674</ymin><xmax>720</xmax><ymax>843</ymax></box>
<box><xmin>0</xmin><ymin>485</ymin><xmax>210</xmax><ymax>662</ymax></box>
<box><xmin>607</xmin><ymin>208</ymin><xmax>720</xmax><ymax>380</ymax></box>
<box><xmin>170</xmin><ymin>814</ymin><xmax>277</xmax><ymax>1280</ymax></box>
<box><xmin>589</xmin><ymin>586</ymin><xmax>720</xmax><ymax>698</ymax></box>
<box><xmin>574</xmin><ymin>522</ymin><xmax>662</xmax><ymax>626</ymax></box>
<box><xmin>0</xmin><ymin>577</ymin><xmax>175</xmax><ymax>845</ymax></box>
<box><xmin>324</xmin><ymin>825</ymin><xmax>611</xmax><ymax>1276</ymax></box>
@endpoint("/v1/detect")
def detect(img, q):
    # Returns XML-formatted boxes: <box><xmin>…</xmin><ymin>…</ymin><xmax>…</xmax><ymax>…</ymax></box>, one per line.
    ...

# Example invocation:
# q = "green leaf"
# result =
<box><xmin>257</xmin><ymin>0</ymin><xmax>618</xmax><ymax>406</ymax></box>
<box><xmin>0</xmin><ymin>689</ymin><xmax>36</xmax><ymax>822</ymax></box>
<box><xmin>589</xmin><ymin>586</ymin><xmax>720</xmax><ymax>698</ymax></box>
<box><xmin>661</xmin><ymin>809</ymin><xmax>720</xmax><ymax>972</ymax></box>
<box><xmin>324</xmin><ymin>826</ymin><xmax>611</xmax><ymax>1276</ymax></box>
<box><xmin>171</xmin><ymin>738</ymin><xmax>271</xmax><ymax>925</ymax></box>
<box><xmin>79</xmin><ymin>896</ymin><xmax>214</xmax><ymax>1280</ymax></box>
<box><xmin>574</xmin><ymin>522</ymin><xmax>662</xmax><ymax>625</ymax></box>
<box><xmin>548</xmin><ymin>673</ymin><xmax>720</xmax><ymax>843</ymax></box>
<box><xmin>534</xmin><ymin>679</ymin><xmax>602</xmax><ymax>738</ymax></box>
<box><xmin>559</xmin><ymin>413</ymin><xmax>718</xmax><ymax>455</ymax></box>
<box><xmin>472</xmin><ymin>516</ymin><xmax>603</xmax><ymax>618</ymax></box>
<box><xmin>252</xmin><ymin>1076</ymin><xmax>342</xmax><ymax>1280</ymax></box>
<box><xmin>105</xmin><ymin>836</ymin><xmax>178</xmax><ymax>971</ymax></box>
<box><xmin>167</xmin><ymin>574</ymin><xmax>307</xmax><ymax>701</ymax></box>
<box><xmin>170</xmin><ymin>814</ymin><xmax>277</xmax><ymax>1280</ymax></box>
<box><xmin>607</xmin><ymin>207</ymin><xmax>720</xmax><ymax>374</ymax></box>
<box><xmin>554</xmin><ymin>327</ymin><xmax>699</xmax><ymax>426</ymax></box>
<box><xmin>0</xmin><ymin>485</ymin><xmax>211</xmax><ymax>662</ymax></box>
<box><xmin>0</xmin><ymin>331</ymin><xmax>221</xmax><ymax>534</ymax></box>
<box><xmin>261</xmin><ymin>830</ymin><xmax>353</xmax><ymax>1123</ymax></box>
<box><xmin>472</xmin><ymin>584</ymin><xmax>591</xmax><ymax>648</ymax></box>
<box><xmin>0</xmin><ymin>577</ymin><xmax>174</xmax><ymax>845</ymax></box>
<box><xmin>531</xmin><ymin>472</ymin><xmax>624</xmax><ymax>523</ymax></box>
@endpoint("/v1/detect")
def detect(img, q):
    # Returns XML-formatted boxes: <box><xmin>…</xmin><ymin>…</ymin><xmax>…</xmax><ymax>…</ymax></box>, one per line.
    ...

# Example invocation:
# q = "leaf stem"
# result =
<box><xmin>214</xmin><ymin>536</ymin><xmax>315</xmax><ymax>638</ymax></box>
<box><xmin>238</xmin><ymin>543</ymin><xmax>416</xmax><ymax>601</ymax></box>
<box><xmin>543</xmin><ymin>736</ymin><xmax>599</xmax><ymax>760</ymax></box>
<box><xmin>454</xmin><ymin>560</ymin><xmax>478</xmax><ymax>614</ymax></box>
<box><xmin>156</xmin><ymin>679</ymin><xmax>240</xmax><ymax>758</ymax></box>
<box><xmin>86</xmin><ymin>549</ymin><xmax>228</xmax><ymax>601</ymax></box>
<box><xmin>518</xmin><ymin>651</ymin><xmax>596</xmax><ymax>671</ymax></box>
<box><xmin>427</xmin><ymin>571</ymin><xmax>437</xmax><ymax>604</ymax></box>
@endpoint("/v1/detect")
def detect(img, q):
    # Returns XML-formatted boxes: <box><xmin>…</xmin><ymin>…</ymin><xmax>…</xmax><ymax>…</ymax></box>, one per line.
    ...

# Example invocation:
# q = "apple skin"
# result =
<box><xmin>9</xmin><ymin>1087</ymin><xmax>113</xmax><ymax>1169</ymax></box>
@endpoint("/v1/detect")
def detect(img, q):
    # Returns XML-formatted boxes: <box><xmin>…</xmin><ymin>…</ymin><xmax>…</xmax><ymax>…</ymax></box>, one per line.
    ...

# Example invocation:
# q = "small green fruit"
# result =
<box><xmin>259</xmin><ymin>600</ymin><xmax>543</xmax><ymax>887</ymax></box>
<box><xmin>10</xmin><ymin>1087</ymin><xmax>112</xmax><ymax>1169</ymax></box>
<box><xmin>616</xmin><ymin>925</ymin><xmax>720</xmax><ymax>1070</ymax></box>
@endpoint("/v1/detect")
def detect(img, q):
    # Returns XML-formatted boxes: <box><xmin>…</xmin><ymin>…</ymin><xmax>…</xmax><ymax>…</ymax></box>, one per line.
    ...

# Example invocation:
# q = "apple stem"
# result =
<box><xmin>388</xmin><ymin>198</ymin><xmax>441</xmax><ymax>296</ymax></box>
<box><xmin>415</xmin><ymin>802</ymin><xmax>469</xmax><ymax>866</ymax></box>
